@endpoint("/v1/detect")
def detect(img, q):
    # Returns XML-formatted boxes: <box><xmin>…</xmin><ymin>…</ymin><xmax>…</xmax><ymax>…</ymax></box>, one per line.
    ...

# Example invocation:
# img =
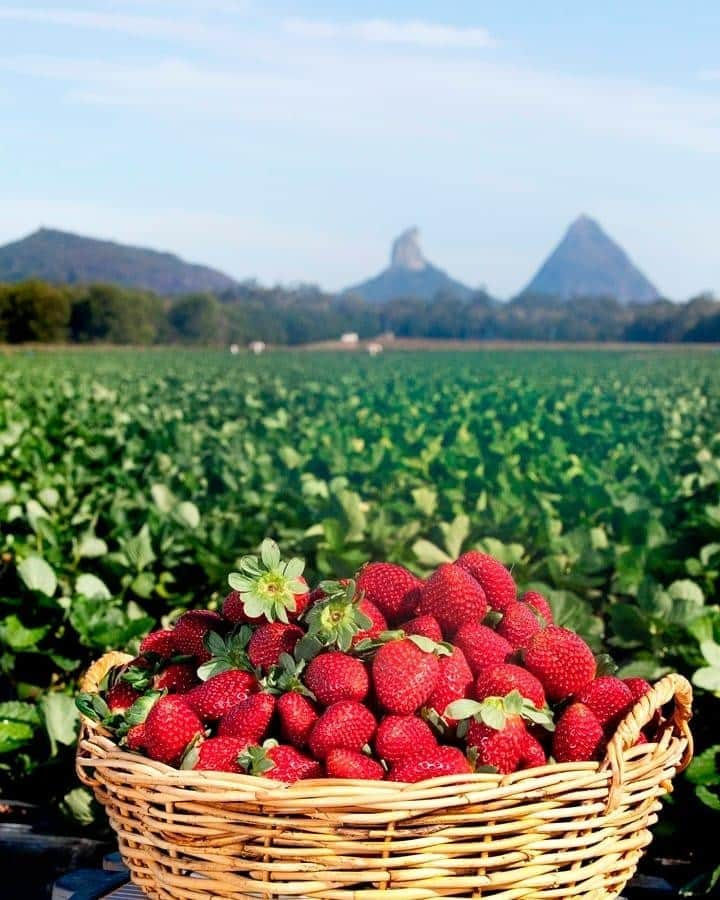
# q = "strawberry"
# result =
<box><xmin>623</xmin><ymin>677</ymin><xmax>652</xmax><ymax>704</ymax></box>
<box><xmin>388</xmin><ymin>746</ymin><xmax>471</xmax><ymax>783</ymax></box>
<box><xmin>193</xmin><ymin>737</ymin><xmax>248</xmax><ymax>773</ymax></box>
<box><xmin>144</xmin><ymin>696</ymin><xmax>203</xmax><ymax>765</ymax></box>
<box><xmin>154</xmin><ymin>662</ymin><xmax>199</xmax><ymax>694</ymax></box>
<box><xmin>277</xmin><ymin>692</ymin><xmax>319</xmax><ymax>748</ymax></box>
<box><xmin>474</xmin><ymin>663</ymin><xmax>546</xmax><ymax>710</ymax></box>
<box><xmin>217</xmin><ymin>692</ymin><xmax>276</xmax><ymax>744</ymax></box>
<box><xmin>248</xmin><ymin>622</ymin><xmax>303</xmax><ymax>672</ymax></box>
<box><xmin>456</xmin><ymin>550</ymin><xmax>516</xmax><ymax>613</ymax></box>
<box><xmin>467</xmin><ymin>717</ymin><xmax>546</xmax><ymax>774</ymax></box>
<box><xmin>372</xmin><ymin>636</ymin><xmax>443</xmax><ymax>715</ymax></box>
<box><xmin>125</xmin><ymin>723</ymin><xmax>146</xmax><ymax>752</ymax></box>
<box><xmin>171</xmin><ymin>610</ymin><xmax>224</xmax><ymax>662</ymax></box>
<box><xmin>106</xmin><ymin>681</ymin><xmax>141</xmax><ymax>713</ymax></box>
<box><xmin>326</xmin><ymin>748</ymin><xmax>385</xmax><ymax>780</ymax></box>
<box><xmin>304</xmin><ymin>652</ymin><xmax>369</xmax><ymax>706</ymax></box>
<box><xmin>425</xmin><ymin>646</ymin><xmax>473</xmax><ymax>726</ymax></box>
<box><xmin>139</xmin><ymin>629</ymin><xmax>176</xmax><ymax>658</ymax></box>
<box><xmin>552</xmin><ymin>702</ymin><xmax>604</xmax><ymax>762</ymax></box>
<box><xmin>185</xmin><ymin>669</ymin><xmax>258</xmax><ymax>722</ymax></box>
<box><xmin>355</xmin><ymin>562</ymin><xmax>423</xmax><ymax>624</ymax></box>
<box><xmin>496</xmin><ymin>601</ymin><xmax>544</xmax><ymax>650</ymax></box>
<box><xmin>453</xmin><ymin>622</ymin><xmax>512</xmax><ymax>676</ymax></box>
<box><xmin>240</xmin><ymin>742</ymin><xmax>322</xmax><ymax>783</ymax></box>
<box><xmin>299</xmin><ymin>580</ymin><xmax>385</xmax><ymax>654</ymax></box>
<box><xmin>375</xmin><ymin>715</ymin><xmax>437</xmax><ymax>765</ymax></box>
<box><xmin>418</xmin><ymin>564</ymin><xmax>488</xmax><ymax>638</ymax></box>
<box><xmin>222</xmin><ymin>590</ymin><xmax>263</xmax><ymax>626</ymax></box>
<box><xmin>577</xmin><ymin>676</ymin><xmax>634</xmax><ymax>728</ymax></box>
<box><xmin>520</xmin><ymin>591</ymin><xmax>554</xmax><ymax>625</ymax></box>
<box><xmin>227</xmin><ymin>539</ymin><xmax>309</xmax><ymax>624</ymax></box>
<box><xmin>524</xmin><ymin>626</ymin><xmax>596</xmax><ymax>701</ymax></box>
<box><xmin>402</xmin><ymin>615</ymin><xmax>443</xmax><ymax>642</ymax></box>
<box><xmin>308</xmin><ymin>700</ymin><xmax>376</xmax><ymax>761</ymax></box>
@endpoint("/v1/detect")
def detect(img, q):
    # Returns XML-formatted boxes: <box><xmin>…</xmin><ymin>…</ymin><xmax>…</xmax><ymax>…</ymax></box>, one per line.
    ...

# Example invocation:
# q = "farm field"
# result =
<box><xmin>1</xmin><ymin>348</ymin><xmax>720</xmax><ymax>889</ymax></box>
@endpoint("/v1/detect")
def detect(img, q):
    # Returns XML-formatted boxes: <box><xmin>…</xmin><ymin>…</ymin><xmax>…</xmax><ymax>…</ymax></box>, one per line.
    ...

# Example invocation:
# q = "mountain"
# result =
<box><xmin>519</xmin><ymin>215</ymin><xmax>660</xmax><ymax>304</ymax></box>
<box><xmin>344</xmin><ymin>228</ymin><xmax>473</xmax><ymax>302</ymax></box>
<box><xmin>0</xmin><ymin>228</ymin><xmax>238</xmax><ymax>295</ymax></box>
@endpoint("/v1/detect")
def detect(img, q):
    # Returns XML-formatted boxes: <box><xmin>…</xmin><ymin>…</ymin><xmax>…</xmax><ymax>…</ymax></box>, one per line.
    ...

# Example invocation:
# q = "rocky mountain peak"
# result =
<box><xmin>390</xmin><ymin>227</ymin><xmax>427</xmax><ymax>271</ymax></box>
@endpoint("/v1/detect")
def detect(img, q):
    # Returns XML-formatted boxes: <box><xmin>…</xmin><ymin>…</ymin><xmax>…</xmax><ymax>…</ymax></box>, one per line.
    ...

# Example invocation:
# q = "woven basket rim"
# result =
<box><xmin>77</xmin><ymin>653</ymin><xmax>693</xmax><ymax>812</ymax></box>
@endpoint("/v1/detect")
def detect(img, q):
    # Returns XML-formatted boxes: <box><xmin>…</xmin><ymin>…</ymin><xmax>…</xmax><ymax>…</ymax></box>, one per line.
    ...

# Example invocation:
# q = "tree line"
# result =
<box><xmin>1</xmin><ymin>278</ymin><xmax>719</xmax><ymax>345</ymax></box>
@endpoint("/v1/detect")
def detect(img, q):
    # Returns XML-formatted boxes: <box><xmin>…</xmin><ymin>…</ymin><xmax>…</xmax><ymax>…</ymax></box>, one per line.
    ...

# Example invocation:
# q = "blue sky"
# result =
<box><xmin>1</xmin><ymin>2</ymin><xmax>719</xmax><ymax>298</ymax></box>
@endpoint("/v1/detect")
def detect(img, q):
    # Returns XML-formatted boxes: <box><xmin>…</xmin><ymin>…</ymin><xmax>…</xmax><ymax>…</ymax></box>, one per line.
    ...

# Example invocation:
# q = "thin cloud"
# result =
<box><xmin>283</xmin><ymin>18</ymin><xmax>496</xmax><ymax>49</ymax></box>
<box><xmin>698</xmin><ymin>69</ymin><xmax>720</xmax><ymax>81</ymax></box>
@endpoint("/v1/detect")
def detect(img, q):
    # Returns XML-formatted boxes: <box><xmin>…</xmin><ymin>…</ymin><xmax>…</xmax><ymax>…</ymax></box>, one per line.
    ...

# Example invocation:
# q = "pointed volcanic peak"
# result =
<box><xmin>344</xmin><ymin>227</ymin><xmax>473</xmax><ymax>303</ymax></box>
<box><xmin>519</xmin><ymin>215</ymin><xmax>660</xmax><ymax>304</ymax></box>
<box><xmin>0</xmin><ymin>227</ymin><xmax>238</xmax><ymax>296</ymax></box>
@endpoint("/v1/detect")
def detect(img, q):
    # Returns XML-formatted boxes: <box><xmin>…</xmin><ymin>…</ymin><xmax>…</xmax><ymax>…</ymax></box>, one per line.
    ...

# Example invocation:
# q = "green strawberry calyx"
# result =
<box><xmin>227</xmin><ymin>539</ymin><xmax>308</xmax><ymax>624</ymax></box>
<box><xmin>197</xmin><ymin>626</ymin><xmax>256</xmax><ymax>681</ymax></box>
<box><xmin>262</xmin><ymin>653</ymin><xmax>315</xmax><ymax>698</ymax></box>
<box><xmin>239</xmin><ymin>740</ymin><xmax>278</xmax><ymax>776</ymax></box>
<box><xmin>296</xmin><ymin>579</ymin><xmax>372</xmax><ymax>658</ymax></box>
<box><xmin>445</xmin><ymin>690</ymin><xmax>555</xmax><ymax>737</ymax></box>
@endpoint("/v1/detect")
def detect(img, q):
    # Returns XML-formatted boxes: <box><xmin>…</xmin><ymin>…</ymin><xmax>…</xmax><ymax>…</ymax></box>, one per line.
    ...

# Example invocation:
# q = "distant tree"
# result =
<box><xmin>168</xmin><ymin>293</ymin><xmax>221</xmax><ymax>343</ymax></box>
<box><xmin>0</xmin><ymin>279</ymin><xmax>71</xmax><ymax>342</ymax></box>
<box><xmin>70</xmin><ymin>283</ymin><xmax>163</xmax><ymax>344</ymax></box>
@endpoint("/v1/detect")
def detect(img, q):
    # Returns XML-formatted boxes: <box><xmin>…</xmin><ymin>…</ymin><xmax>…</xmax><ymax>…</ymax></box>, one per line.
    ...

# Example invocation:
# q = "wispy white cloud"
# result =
<box><xmin>282</xmin><ymin>18</ymin><xmax>495</xmax><ymax>49</ymax></box>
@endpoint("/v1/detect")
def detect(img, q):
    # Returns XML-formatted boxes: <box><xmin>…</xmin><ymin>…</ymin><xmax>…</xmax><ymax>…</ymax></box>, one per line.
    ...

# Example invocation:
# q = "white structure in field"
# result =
<box><xmin>229</xmin><ymin>343</ymin><xmax>240</xmax><ymax>355</ymax></box>
<box><xmin>249</xmin><ymin>341</ymin><xmax>266</xmax><ymax>354</ymax></box>
<box><xmin>340</xmin><ymin>332</ymin><xmax>359</xmax><ymax>345</ymax></box>
<box><xmin>367</xmin><ymin>342</ymin><xmax>383</xmax><ymax>356</ymax></box>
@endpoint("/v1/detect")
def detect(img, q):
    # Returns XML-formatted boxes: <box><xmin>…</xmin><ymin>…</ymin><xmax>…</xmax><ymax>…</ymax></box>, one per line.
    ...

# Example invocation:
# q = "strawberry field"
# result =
<box><xmin>2</xmin><ymin>347</ymin><xmax>720</xmax><ymax>890</ymax></box>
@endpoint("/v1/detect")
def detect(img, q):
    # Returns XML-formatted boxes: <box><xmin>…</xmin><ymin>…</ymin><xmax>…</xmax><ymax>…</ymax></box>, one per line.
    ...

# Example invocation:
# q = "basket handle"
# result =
<box><xmin>604</xmin><ymin>672</ymin><xmax>693</xmax><ymax>813</ymax></box>
<box><xmin>79</xmin><ymin>650</ymin><xmax>134</xmax><ymax>694</ymax></box>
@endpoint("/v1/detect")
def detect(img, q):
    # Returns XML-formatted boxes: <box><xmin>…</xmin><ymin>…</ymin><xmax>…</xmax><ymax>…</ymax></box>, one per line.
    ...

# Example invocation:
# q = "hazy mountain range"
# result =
<box><xmin>0</xmin><ymin>218</ymin><xmax>663</xmax><ymax>303</ymax></box>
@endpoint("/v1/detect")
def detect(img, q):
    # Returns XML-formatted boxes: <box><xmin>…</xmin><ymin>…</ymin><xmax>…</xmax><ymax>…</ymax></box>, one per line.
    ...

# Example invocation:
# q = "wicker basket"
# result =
<box><xmin>77</xmin><ymin>652</ymin><xmax>693</xmax><ymax>900</ymax></box>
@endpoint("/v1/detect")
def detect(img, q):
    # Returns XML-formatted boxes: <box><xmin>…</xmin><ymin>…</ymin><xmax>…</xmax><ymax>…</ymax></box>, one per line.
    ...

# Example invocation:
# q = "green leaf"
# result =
<box><xmin>0</xmin><ymin>701</ymin><xmax>40</xmax><ymax>726</ymax></box>
<box><xmin>17</xmin><ymin>556</ymin><xmax>57</xmax><ymax>597</ymax></box>
<box><xmin>26</xmin><ymin>499</ymin><xmax>50</xmax><ymax>532</ymax></box>
<box><xmin>696</xmin><ymin>785</ymin><xmax>720</xmax><ymax>811</ymax></box>
<box><xmin>78</xmin><ymin>533</ymin><xmax>108</xmax><ymax>559</ymax></box>
<box><xmin>0</xmin><ymin>614</ymin><xmax>49</xmax><ymax>651</ymax></box>
<box><xmin>686</xmin><ymin>746</ymin><xmax>719</xmax><ymax>786</ymax></box>
<box><xmin>0</xmin><ymin>720</ymin><xmax>36</xmax><ymax>754</ymax></box>
<box><xmin>441</xmin><ymin>515</ymin><xmax>470</xmax><ymax>559</ymax></box>
<box><xmin>151</xmin><ymin>483</ymin><xmax>175</xmax><ymax>513</ymax></box>
<box><xmin>40</xmin><ymin>693</ymin><xmax>80</xmax><ymax>755</ymax></box>
<box><xmin>176</xmin><ymin>501</ymin><xmax>200</xmax><ymax>529</ymax></box>
<box><xmin>478</xmin><ymin>699</ymin><xmax>506</xmax><ymax>731</ymax></box>
<box><xmin>412</xmin><ymin>539</ymin><xmax>451</xmax><ymax>567</ymax></box>
<box><xmin>692</xmin><ymin>666</ymin><xmax>720</xmax><ymax>694</ymax></box>
<box><xmin>76</xmin><ymin>573</ymin><xmax>112</xmax><ymax>600</ymax></box>
<box><xmin>122</xmin><ymin>525</ymin><xmax>156</xmax><ymax>572</ymax></box>
<box><xmin>412</xmin><ymin>486</ymin><xmax>437</xmax><ymax>517</ymax></box>
<box><xmin>700</xmin><ymin>641</ymin><xmax>720</xmax><ymax>667</ymax></box>
<box><xmin>61</xmin><ymin>788</ymin><xmax>96</xmax><ymax>826</ymax></box>
<box><xmin>444</xmin><ymin>699</ymin><xmax>482</xmax><ymax>720</ymax></box>
<box><xmin>125</xmin><ymin>692</ymin><xmax>161</xmax><ymax>727</ymax></box>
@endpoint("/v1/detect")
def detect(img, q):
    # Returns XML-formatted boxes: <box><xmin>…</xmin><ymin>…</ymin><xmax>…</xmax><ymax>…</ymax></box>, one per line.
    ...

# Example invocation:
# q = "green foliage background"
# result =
<box><xmin>1</xmin><ymin>348</ymin><xmax>719</xmax><ymax>883</ymax></box>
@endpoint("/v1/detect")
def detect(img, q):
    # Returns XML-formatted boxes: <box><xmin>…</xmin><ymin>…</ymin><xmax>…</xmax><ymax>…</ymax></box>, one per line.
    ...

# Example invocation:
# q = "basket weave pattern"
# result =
<box><xmin>77</xmin><ymin>653</ymin><xmax>693</xmax><ymax>899</ymax></box>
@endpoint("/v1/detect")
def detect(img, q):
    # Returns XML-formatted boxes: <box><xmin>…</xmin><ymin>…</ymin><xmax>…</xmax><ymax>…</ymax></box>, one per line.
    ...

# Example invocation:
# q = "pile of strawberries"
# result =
<box><xmin>78</xmin><ymin>540</ymin><xmax>655</xmax><ymax>784</ymax></box>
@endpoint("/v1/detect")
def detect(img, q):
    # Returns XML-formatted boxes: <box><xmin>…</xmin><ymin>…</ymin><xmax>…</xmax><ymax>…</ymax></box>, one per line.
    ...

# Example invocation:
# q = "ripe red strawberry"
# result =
<box><xmin>248</xmin><ymin>622</ymin><xmax>303</xmax><ymax>671</ymax></box>
<box><xmin>106</xmin><ymin>681</ymin><xmax>140</xmax><ymax>713</ymax></box>
<box><xmin>375</xmin><ymin>715</ymin><xmax>438</xmax><ymax>764</ymax></box>
<box><xmin>524</xmin><ymin>626</ymin><xmax>596</xmax><ymax>701</ymax></box>
<box><xmin>388</xmin><ymin>746</ymin><xmax>471</xmax><ymax>783</ymax></box>
<box><xmin>467</xmin><ymin>717</ymin><xmax>546</xmax><ymax>774</ymax></box>
<box><xmin>240</xmin><ymin>743</ymin><xmax>322</xmax><ymax>783</ymax></box>
<box><xmin>425</xmin><ymin>646</ymin><xmax>473</xmax><ymax>725</ymax></box>
<box><xmin>352</xmin><ymin>598</ymin><xmax>388</xmax><ymax>644</ymax></box>
<box><xmin>355</xmin><ymin>562</ymin><xmax>423</xmax><ymax>624</ymax></box>
<box><xmin>456</xmin><ymin>550</ymin><xmax>516</xmax><ymax>613</ymax></box>
<box><xmin>308</xmin><ymin>700</ymin><xmax>376</xmax><ymax>761</ymax></box>
<box><xmin>326</xmin><ymin>748</ymin><xmax>385</xmax><ymax>780</ymax></box>
<box><xmin>171</xmin><ymin>610</ymin><xmax>224</xmax><ymax>662</ymax></box>
<box><xmin>139</xmin><ymin>629</ymin><xmax>176</xmax><ymax>658</ymax></box>
<box><xmin>277</xmin><ymin>692</ymin><xmax>319</xmax><ymax>748</ymax></box>
<box><xmin>403</xmin><ymin>615</ymin><xmax>443</xmax><ymax>642</ymax></box>
<box><xmin>125</xmin><ymin>723</ymin><xmax>146</xmax><ymax>752</ymax></box>
<box><xmin>372</xmin><ymin>637</ymin><xmax>442</xmax><ymax>715</ymax></box>
<box><xmin>453</xmin><ymin>622</ymin><xmax>513</xmax><ymax>676</ymax></box>
<box><xmin>577</xmin><ymin>676</ymin><xmax>634</xmax><ymax>728</ymax></box>
<box><xmin>194</xmin><ymin>737</ymin><xmax>248</xmax><ymax>773</ymax></box>
<box><xmin>552</xmin><ymin>702</ymin><xmax>605</xmax><ymax>762</ymax></box>
<box><xmin>474</xmin><ymin>663</ymin><xmax>546</xmax><ymax>710</ymax></box>
<box><xmin>496</xmin><ymin>601</ymin><xmax>544</xmax><ymax>650</ymax></box>
<box><xmin>154</xmin><ymin>662</ymin><xmax>199</xmax><ymax>694</ymax></box>
<box><xmin>227</xmin><ymin>539</ymin><xmax>309</xmax><ymax>624</ymax></box>
<box><xmin>418</xmin><ymin>564</ymin><xmax>488</xmax><ymax>637</ymax></box>
<box><xmin>185</xmin><ymin>669</ymin><xmax>258</xmax><ymax>722</ymax></box>
<box><xmin>304</xmin><ymin>652</ymin><xmax>369</xmax><ymax>706</ymax></box>
<box><xmin>520</xmin><ymin>591</ymin><xmax>554</xmax><ymax>625</ymax></box>
<box><xmin>623</xmin><ymin>677</ymin><xmax>652</xmax><ymax>704</ymax></box>
<box><xmin>144</xmin><ymin>696</ymin><xmax>203</xmax><ymax>765</ymax></box>
<box><xmin>217</xmin><ymin>692</ymin><xmax>276</xmax><ymax>744</ymax></box>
